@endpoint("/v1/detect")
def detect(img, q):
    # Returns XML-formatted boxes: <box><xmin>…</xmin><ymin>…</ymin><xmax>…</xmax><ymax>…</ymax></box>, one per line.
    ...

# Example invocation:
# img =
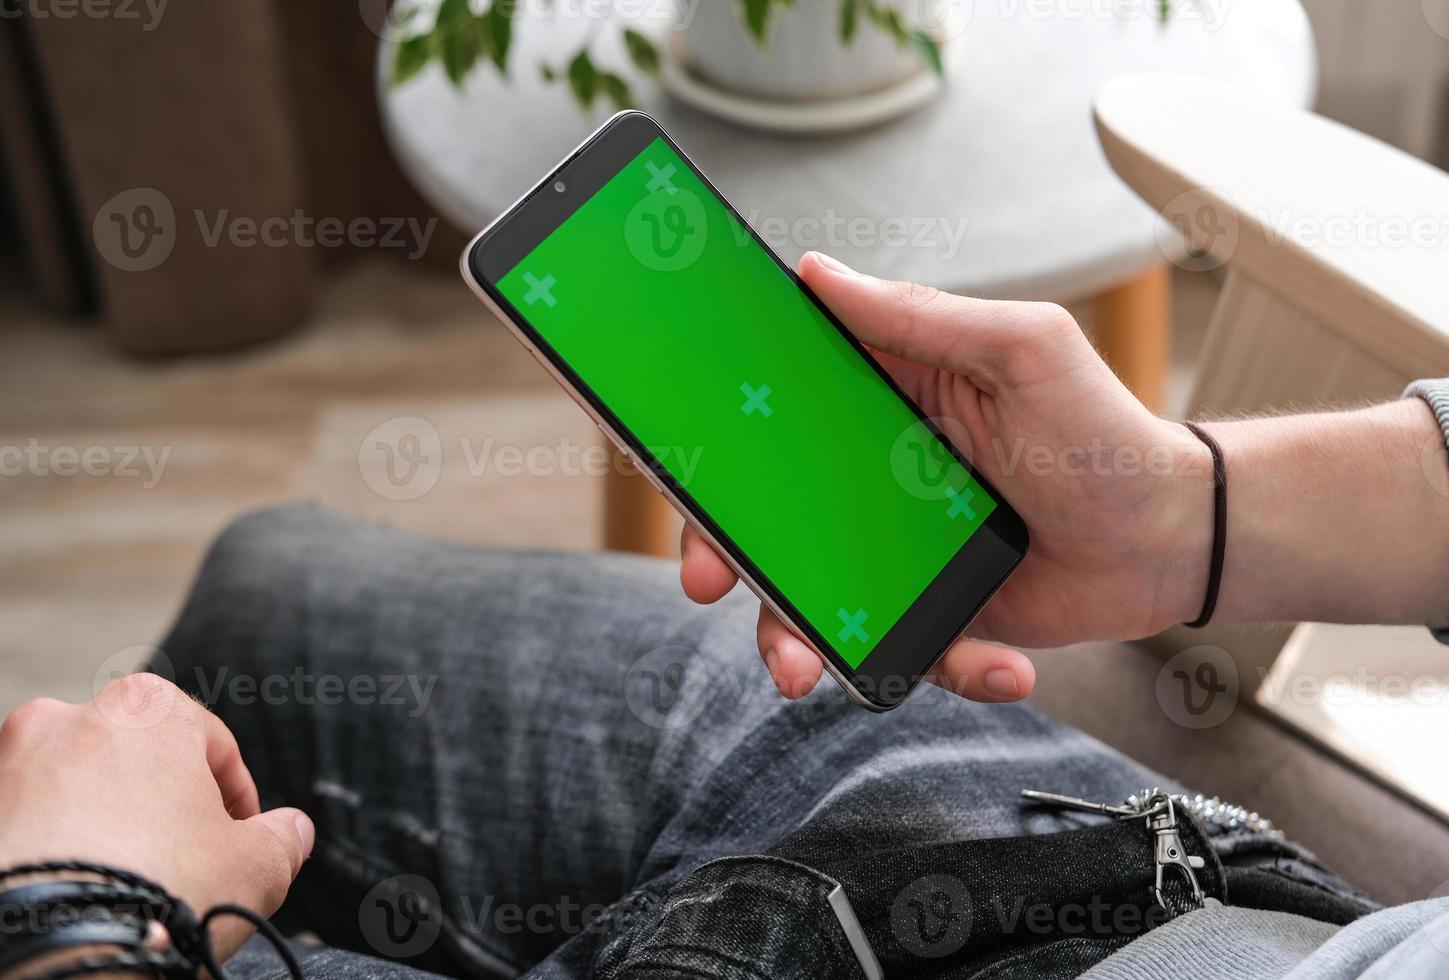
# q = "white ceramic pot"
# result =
<box><xmin>676</xmin><ymin>0</ymin><xmax>925</xmax><ymax>101</ymax></box>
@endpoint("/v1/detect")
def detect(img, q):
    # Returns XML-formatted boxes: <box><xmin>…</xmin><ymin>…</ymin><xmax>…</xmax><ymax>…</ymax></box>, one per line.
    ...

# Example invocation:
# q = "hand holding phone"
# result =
<box><xmin>683</xmin><ymin>253</ymin><xmax>1217</xmax><ymax>702</ymax></box>
<box><xmin>466</xmin><ymin>114</ymin><xmax>1036</xmax><ymax>709</ymax></box>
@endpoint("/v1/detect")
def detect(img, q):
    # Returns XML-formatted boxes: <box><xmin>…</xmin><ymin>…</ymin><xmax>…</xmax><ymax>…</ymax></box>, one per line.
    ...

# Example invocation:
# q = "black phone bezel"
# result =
<box><xmin>466</xmin><ymin>111</ymin><xmax>1028</xmax><ymax>710</ymax></box>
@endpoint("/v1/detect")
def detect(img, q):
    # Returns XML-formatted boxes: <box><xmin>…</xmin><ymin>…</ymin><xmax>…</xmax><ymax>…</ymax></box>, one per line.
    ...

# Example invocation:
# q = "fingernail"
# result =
<box><xmin>984</xmin><ymin>668</ymin><xmax>1020</xmax><ymax>700</ymax></box>
<box><xmin>811</xmin><ymin>252</ymin><xmax>860</xmax><ymax>277</ymax></box>
<box><xmin>294</xmin><ymin>814</ymin><xmax>315</xmax><ymax>860</ymax></box>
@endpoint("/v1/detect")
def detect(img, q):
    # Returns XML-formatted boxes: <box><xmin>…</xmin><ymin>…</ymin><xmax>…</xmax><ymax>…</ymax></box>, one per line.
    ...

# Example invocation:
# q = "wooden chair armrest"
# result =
<box><xmin>1094</xmin><ymin>73</ymin><xmax>1449</xmax><ymax>376</ymax></box>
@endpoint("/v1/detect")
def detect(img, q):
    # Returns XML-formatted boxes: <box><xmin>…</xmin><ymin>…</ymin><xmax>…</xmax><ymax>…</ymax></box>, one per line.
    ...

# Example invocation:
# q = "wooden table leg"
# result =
<box><xmin>1092</xmin><ymin>264</ymin><xmax>1171</xmax><ymax>412</ymax></box>
<box><xmin>602</xmin><ymin>449</ymin><xmax>679</xmax><ymax>557</ymax></box>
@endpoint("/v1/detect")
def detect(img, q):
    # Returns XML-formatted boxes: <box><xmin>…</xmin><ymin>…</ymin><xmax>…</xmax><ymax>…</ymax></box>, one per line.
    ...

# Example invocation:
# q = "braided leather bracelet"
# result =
<box><xmin>0</xmin><ymin>862</ymin><xmax>301</xmax><ymax>980</ymax></box>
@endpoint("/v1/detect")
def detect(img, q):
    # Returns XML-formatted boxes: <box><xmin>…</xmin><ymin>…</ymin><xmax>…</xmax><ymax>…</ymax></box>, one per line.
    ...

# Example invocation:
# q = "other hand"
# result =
<box><xmin>0</xmin><ymin>674</ymin><xmax>313</xmax><ymax>964</ymax></box>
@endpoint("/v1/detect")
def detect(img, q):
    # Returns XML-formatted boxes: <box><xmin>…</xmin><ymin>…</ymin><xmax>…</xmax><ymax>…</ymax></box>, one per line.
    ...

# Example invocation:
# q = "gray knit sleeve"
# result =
<box><xmin>1404</xmin><ymin>379</ymin><xmax>1449</xmax><ymax>644</ymax></box>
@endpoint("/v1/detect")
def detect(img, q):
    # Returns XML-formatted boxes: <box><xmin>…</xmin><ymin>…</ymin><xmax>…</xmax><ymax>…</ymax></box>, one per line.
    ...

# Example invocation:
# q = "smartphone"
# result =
<box><xmin>461</xmin><ymin>112</ymin><xmax>1027</xmax><ymax>711</ymax></box>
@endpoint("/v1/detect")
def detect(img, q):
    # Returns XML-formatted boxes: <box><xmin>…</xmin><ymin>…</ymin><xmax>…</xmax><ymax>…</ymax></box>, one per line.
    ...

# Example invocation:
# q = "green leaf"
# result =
<box><xmin>860</xmin><ymin>2</ymin><xmax>942</xmax><ymax>76</ymax></box>
<box><xmin>436</xmin><ymin>0</ymin><xmax>470</xmax><ymax>27</ymax></box>
<box><xmin>567</xmin><ymin>49</ymin><xmax>598</xmax><ymax>108</ymax></box>
<box><xmin>423</xmin><ymin>0</ymin><xmax>481</xmax><ymax>87</ymax></box>
<box><xmin>909</xmin><ymin>30</ymin><xmax>943</xmax><ymax>76</ymax></box>
<box><xmin>440</xmin><ymin>14</ymin><xmax>483</xmax><ymax>86</ymax></box>
<box><xmin>840</xmin><ymin>0</ymin><xmax>859</xmax><ymax>44</ymax></box>
<box><xmin>864</xmin><ymin>2</ymin><xmax>906</xmax><ymax>42</ymax></box>
<box><xmin>597</xmin><ymin>71</ymin><xmax>636</xmax><ymax>110</ymax></box>
<box><xmin>392</xmin><ymin>33</ymin><xmax>434</xmax><ymax>86</ymax></box>
<box><xmin>488</xmin><ymin>0</ymin><xmax>515</xmax><ymax>71</ymax></box>
<box><xmin>1158</xmin><ymin>0</ymin><xmax>1171</xmax><ymax>23</ymax></box>
<box><xmin>739</xmin><ymin>0</ymin><xmax>781</xmax><ymax>43</ymax></box>
<box><xmin>623</xmin><ymin>28</ymin><xmax>661</xmax><ymax>79</ymax></box>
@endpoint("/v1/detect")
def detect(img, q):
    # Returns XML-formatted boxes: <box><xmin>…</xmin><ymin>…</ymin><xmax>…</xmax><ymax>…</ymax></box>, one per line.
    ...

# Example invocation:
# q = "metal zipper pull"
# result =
<box><xmin>1022</xmin><ymin>788</ymin><xmax>1208</xmax><ymax>914</ymax></box>
<box><xmin>1019</xmin><ymin>789</ymin><xmax>1155</xmax><ymax>819</ymax></box>
<box><xmin>1146</xmin><ymin>796</ymin><xmax>1206</xmax><ymax>910</ymax></box>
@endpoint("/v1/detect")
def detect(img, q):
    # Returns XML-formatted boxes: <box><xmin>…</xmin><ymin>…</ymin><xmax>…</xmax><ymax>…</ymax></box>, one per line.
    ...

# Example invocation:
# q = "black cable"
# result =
<box><xmin>202</xmin><ymin>905</ymin><xmax>304</xmax><ymax>980</ymax></box>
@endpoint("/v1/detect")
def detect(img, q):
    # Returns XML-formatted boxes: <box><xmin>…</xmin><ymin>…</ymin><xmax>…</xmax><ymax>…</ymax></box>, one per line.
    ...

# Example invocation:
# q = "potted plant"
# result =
<box><xmin>389</xmin><ymin>0</ymin><xmax>949</xmax><ymax>110</ymax></box>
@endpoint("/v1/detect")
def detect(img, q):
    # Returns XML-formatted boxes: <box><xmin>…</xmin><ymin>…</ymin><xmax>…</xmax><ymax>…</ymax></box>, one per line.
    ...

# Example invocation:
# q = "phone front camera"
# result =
<box><xmin>554</xmin><ymin>181</ymin><xmax>567</xmax><ymax>194</ymax></box>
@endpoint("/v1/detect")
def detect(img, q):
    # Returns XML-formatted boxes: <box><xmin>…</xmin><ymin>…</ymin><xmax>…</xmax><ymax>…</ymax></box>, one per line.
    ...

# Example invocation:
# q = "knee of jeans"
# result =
<box><xmin>157</xmin><ymin>505</ymin><xmax>340</xmax><ymax>684</ymax></box>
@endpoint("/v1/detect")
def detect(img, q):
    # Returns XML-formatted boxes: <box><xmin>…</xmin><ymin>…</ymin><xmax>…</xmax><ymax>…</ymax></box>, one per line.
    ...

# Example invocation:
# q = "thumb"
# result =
<box><xmin>207</xmin><ymin>808</ymin><xmax>314</xmax><ymax>962</ymax></box>
<box><xmin>239</xmin><ymin>807</ymin><xmax>314</xmax><ymax>912</ymax></box>
<box><xmin>798</xmin><ymin>251</ymin><xmax>1078</xmax><ymax>387</ymax></box>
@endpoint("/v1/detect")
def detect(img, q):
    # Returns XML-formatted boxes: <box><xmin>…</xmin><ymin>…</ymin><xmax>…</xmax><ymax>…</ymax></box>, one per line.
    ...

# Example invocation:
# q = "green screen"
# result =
<box><xmin>498</xmin><ymin>139</ymin><xmax>994</xmax><ymax>669</ymax></box>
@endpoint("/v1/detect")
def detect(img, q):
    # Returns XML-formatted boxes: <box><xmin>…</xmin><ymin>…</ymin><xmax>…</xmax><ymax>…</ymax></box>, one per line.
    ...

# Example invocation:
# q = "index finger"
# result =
<box><xmin>680</xmin><ymin>524</ymin><xmax>738</xmax><ymax>604</ymax></box>
<box><xmin>200</xmin><ymin>707</ymin><xmax>261</xmax><ymax>819</ymax></box>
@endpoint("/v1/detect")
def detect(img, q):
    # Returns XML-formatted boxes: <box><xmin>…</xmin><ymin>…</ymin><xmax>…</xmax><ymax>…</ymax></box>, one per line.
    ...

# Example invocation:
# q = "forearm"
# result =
<box><xmin>1196</xmin><ymin>398</ymin><xmax>1449</xmax><ymax>628</ymax></box>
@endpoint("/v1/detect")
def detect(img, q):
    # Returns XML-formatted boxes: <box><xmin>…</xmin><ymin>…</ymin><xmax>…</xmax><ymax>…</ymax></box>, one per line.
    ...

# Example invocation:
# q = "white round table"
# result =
<box><xmin>377</xmin><ymin>1</ymin><xmax>1315</xmax><ymax>553</ymax></box>
<box><xmin>380</xmin><ymin>3</ymin><xmax>1313</xmax><ymax>295</ymax></box>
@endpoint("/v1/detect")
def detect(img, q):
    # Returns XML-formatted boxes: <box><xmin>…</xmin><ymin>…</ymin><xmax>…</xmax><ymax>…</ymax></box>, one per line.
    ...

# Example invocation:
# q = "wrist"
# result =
<box><xmin>1143</xmin><ymin>420</ymin><xmax>1218</xmax><ymax>632</ymax></box>
<box><xmin>1193</xmin><ymin>401</ymin><xmax>1449</xmax><ymax>626</ymax></box>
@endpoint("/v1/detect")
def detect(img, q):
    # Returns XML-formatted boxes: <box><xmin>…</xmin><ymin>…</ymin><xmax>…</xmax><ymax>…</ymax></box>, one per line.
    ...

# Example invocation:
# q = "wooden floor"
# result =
<box><xmin>0</xmin><ymin>260</ymin><xmax>1215</xmax><ymax>716</ymax></box>
<box><xmin>0</xmin><ymin>261</ymin><xmax>623</xmax><ymax>714</ymax></box>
